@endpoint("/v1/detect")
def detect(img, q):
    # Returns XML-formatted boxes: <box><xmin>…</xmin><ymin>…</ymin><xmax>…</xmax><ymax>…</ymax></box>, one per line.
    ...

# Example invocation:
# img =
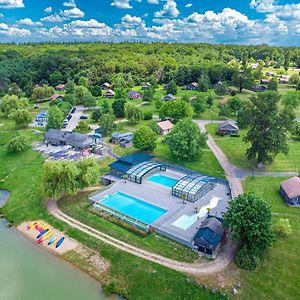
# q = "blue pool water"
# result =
<box><xmin>147</xmin><ymin>174</ymin><xmax>178</xmax><ymax>188</ymax></box>
<box><xmin>98</xmin><ymin>192</ymin><xmax>167</xmax><ymax>224</ymax></box>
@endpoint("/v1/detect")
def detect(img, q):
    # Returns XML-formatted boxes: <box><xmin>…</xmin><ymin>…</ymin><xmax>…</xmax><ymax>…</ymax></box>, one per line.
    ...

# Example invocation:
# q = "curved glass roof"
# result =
<box><xmin>172</xmin><ymin>173</ymin><xmax>215</xmax><ymax>196</ymax></box>
<box><xmin>126</xmin><ymin>160</ymin><xmax>165</xmax><ymax>181</ymax></box>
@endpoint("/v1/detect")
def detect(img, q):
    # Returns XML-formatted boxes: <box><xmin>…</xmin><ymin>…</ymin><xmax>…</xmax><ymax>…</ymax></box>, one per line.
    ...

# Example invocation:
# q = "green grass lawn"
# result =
<box><xmin>206</xmin><ymin>123</ymin><xmax>300</xmax><ymax>172</ymax></box>
<box><xmin>237</xmin><ymin>177</ymin><xmax>300</xmax><ymax>300</ymax></box>
<box><xmin>58</xmin><ymin>192</ymin><xmax>199</xmax><ymax>263</ymax></box>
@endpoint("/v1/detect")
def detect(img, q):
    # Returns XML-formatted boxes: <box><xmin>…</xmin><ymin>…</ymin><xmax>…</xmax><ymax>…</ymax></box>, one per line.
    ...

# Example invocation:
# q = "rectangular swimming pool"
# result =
<box><xmin>97</xmin><ymin>192</ymin><xmax>167</xmax><ymax>224</ymax></box>
<box><xmin>147</xmin><ymin>174</ymin><xmax>178</xmax><ymax>188</ymax></box>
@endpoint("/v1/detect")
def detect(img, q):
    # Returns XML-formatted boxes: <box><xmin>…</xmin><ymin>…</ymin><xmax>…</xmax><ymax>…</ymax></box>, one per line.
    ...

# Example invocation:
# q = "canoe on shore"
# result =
<box><xmin>37</xmin><ymin>231</ymin><xmax>52</xmax><ymax>244</ymax></box>
<box><xmin>55</xmin><ymin>237</ymin><xmax>65</xmax><ymax>249</ymax></box>
<box><xmin>36</xmin><ymin>229</ymin><xmax>49</xmax><ymax>239</ymax></box>
<box><xmin>48</xmin><ymin>237</ymin><xmax>57</xmax><ymax>246</ymax></box>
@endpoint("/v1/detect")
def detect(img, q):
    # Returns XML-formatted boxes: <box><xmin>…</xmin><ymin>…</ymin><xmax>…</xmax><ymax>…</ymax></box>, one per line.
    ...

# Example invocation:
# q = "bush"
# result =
<box><xmin>236</xmin><ymin>246</ymin><xmax>260</xmax><ymax>271</ymax></box>
<box><xmin>274</xmin><ymin>218</ymin><xmax>292</xmax><ymax>237</ymax></box>
<box><xmin>143</xmin><ymin>111</ymin><xmax>153</xmax><ymax>120</ymax></box>
<box><xmin>8</xmin><ymin>135</ymin><xmax>30</xmax><ymax>153</ymax></box>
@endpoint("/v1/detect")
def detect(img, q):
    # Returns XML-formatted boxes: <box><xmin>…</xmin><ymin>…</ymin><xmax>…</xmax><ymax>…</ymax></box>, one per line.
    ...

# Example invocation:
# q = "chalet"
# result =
<box><xmin>266</xmin><ymin>71</ymin><xmax>276</xmax><ymax>77</ymax></box>
<box><xmin>250</xmin><ymin>63</ymin><xmax>259</xmax><ymax>70</ymax></box>
<box><xmin>157</xmin><ymin>120</ymin><xmax>173</xmax><ymax>135</ymax></box>
<box><xmin>49</xmin><ymin>94</ymin><xmax>64</xmax><ymax>101</ymax></box>
<box><xmin>279</xmin><ymin>75</ymin><xmax>290</xmax><ymax>84</ymax></box>
<box><xmin>193</xmin><ymin>216</ymin><xmax>225</xmax><ymax>258</ymax></box>
<box><xmin>252</xmin><ymin>84</ymin><xmax>267</xmax><ymax>92</ymax></box>
<box><xmin>45</xmin><ymin>129</ymin><xmax>94</xmax><ymax>150</ymax></box>
<box><xmin>34</xmin><ymin>110</ymin><xmax>47</xmax><ymax>127</ymax></box>
<box><xmin>101</xmin><ymin>82</ymin><xmax>111</xmax><ymax>90</ymax></box>
<box><xmin>104</xmin><ymin>89</ymin><xmax>115</xmax><ymax>98</ymax></box>
<box><xmin>260</xmin><ymin>78</ymin><xmax>271</xmax><ymax>84</ymax></box>
<box><xmin>111</xmin><ymin>132</ymin><xmax>133</xmax><ymax>148</ymax></box>
<box><xmin>141</xmin><ymin>82</ymin><xmax>151</xmax><ymax>90</ymax></box>
<box><xmin>218</xmin><ymin>120</ymin><xmax>239</xmax><ymax>135</ymax></box>
<box><xmin>55</xmin><ymin>84</ymin><xmax>66</xmax><ymax>91</ymax></box>
<box><xmin>280</xmin><ymin>177</ymin><xmax>300</xmax><ymax>206</ymax></box>
<box><xmin>128</xmin><ymin>90</ymin><xmax>142</xmax><ymax>100</ymax></box>
<box><xmin>186</xmin><ymin>82</ymin><xmax>198</xmax><ymax>90</ymax></box>
<box><xmin>163</xmin><ymin>94</ymin><xmax>176</xmax><ymax>101</ymax></box>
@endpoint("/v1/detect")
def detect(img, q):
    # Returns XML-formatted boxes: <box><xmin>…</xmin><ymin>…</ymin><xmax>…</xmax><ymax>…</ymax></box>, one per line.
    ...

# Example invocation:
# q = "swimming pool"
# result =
<box><xmin>147</xmin><ymin>174</ymin><xmax>178</xmax><ymax>188</ymax></box>
<box><xmin>98</xmin><ymin>192</ymin><xmax>167</xmax><ymax>224</ymax></box>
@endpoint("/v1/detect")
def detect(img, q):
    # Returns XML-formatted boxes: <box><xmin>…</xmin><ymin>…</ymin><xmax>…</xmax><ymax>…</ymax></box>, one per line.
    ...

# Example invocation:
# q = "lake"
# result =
<box><xmin>0</xmin><ymin>191</ymin><xmax>114</xmax><ymax>300</ymax></box>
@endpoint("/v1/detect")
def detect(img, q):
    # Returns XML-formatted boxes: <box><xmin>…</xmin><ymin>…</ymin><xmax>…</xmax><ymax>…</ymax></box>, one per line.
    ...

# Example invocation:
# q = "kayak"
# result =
<box><xmin>37</xmin><ymin>231</ymin><xmax>52</xmax><ymax>244</ymax></box>
<box><xmin>27</xmin><ymin>222</ymin><xmax>36</xmax><ymax>231</ymax></box>
<box><xmin>55</xmin><ymin>237</ymin><xmax>65</xmax><ymax>249</ymax></box>
<box><xmin>36</xmin><ymin>228</ymin><xmax>49</xmax><ymax>239</ymax></box>
<box><xmin>30</xmin><ymin>221</ymin><xmax>40</xmax><ymax>231</ymax></box>
<box><xmin>47</xmin><ymin>237</ymin><xmax>57</xmax><ymax>246</ymax></box>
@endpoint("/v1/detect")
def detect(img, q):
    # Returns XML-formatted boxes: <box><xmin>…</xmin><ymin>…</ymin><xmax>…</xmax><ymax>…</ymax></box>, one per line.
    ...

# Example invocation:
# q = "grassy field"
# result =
<box><xmin>58</xmin><ymin>192</ymin><xmax>199</xmax><ymax>263</ymax></box>
<box><xmin>206</xmin><ymin>123</ymin><xmax>300</xmax><ymax>172</ymax></box>
<box><xmin>237</xmin><ymin>177</ymin><xmax>300</xmax><ymax>300</ymax></box>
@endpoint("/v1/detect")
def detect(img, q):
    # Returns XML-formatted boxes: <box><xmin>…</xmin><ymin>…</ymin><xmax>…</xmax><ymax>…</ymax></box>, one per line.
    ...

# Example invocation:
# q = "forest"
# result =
<box><xmin>0</xmin><ymin>42</ymin><xmax>299</xmax><ymax>96</ymax></box>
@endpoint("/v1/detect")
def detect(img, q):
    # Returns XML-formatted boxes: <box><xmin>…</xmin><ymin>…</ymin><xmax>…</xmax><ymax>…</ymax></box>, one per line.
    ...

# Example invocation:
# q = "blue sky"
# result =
<box><xmin>0</xmin><ymin>0</ymin><xmax>299</xmax><ymax>45</ymax></box>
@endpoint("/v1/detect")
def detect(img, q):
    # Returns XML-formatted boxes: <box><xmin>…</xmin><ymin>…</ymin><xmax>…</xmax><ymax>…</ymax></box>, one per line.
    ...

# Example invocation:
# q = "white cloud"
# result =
<box><xmin>147</xmin><ymin>0</ymin><xmax>159</xmax><ymax>4</ymax></box>
<box><xmin>0</xmin><ymin>22</ymin><xmax>30</xmax><ymax>36</ymax></box>
<box><xmin>111</xmin><ymin>0</ymin><xmax>132</xmax><ymax>9</ymax></box>
<box><xmin>41</xmin><ymin>14</ymin><xmax>64</xmax><ymax>23</ymax></box>
<box><xmin>61</xmin><ymin>7</ymin><xmax>85</xmax><ymax>19</ymax></box>
<box><xmin>185</xmin><ymin>3</ymin><xmax>192</xmax><ymax>8</ymax></box>
<box><xmin>18</xmin><ymin>18</ymin><xmax>42</xmax><ymax>26</ymax></box>
<box><xmin>155</xmin><ymin>0</ymin><xmax>179</xmax><ymax>18</ymax></box>
<box><xmin>0</xmin><ymin>13</ymin><xmax>3</xmax><ymax>17</ymax></box>
<box><xmin>63</xmin><ymin>0</ymin><xmax>76</xmax><ymax>8</ymax></box>
<box><xmin>121</xmin><ymin>14</ymin><xmax>143</xmax><ymax>25</ymax></box>
<box><xmin>44</xmin><ymin>7</ymin><xmax>52</xmax><ymax>14</ymax></box>
<box><xmin>0</xmin><ymin>0</ymin><xmax>24</xmax><ymax>8</ymax></box>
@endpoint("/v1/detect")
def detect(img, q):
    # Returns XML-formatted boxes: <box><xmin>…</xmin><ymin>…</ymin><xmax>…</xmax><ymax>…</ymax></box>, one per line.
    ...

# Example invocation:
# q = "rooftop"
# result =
<box><xmin>157</xmin><ymin>120</ymin><xmax>173</xmax><ymax>131</ymax></box>
<box><xmin>281</xmin><ymin>176</ymin><xmax>300</xmax><ymax>199</ymax></box>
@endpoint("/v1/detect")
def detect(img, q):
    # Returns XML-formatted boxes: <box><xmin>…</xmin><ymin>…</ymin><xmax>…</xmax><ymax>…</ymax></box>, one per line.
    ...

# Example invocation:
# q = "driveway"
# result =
<box><xmin>64</xmin><ymin>105</ymin><xmax>84</xmax><ymax>131</ymax></box>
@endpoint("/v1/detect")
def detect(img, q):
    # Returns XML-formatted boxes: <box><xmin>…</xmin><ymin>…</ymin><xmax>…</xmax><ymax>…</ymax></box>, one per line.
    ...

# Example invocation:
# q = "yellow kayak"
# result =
<box><xmin>37</xmin><ymin>231</ymin><xmax>52</xmax><ymax>244</ymax></box>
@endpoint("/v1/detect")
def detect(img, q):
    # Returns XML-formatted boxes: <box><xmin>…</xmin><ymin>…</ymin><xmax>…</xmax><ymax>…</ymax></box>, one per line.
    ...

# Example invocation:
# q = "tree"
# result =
<box><xmin>133</xmin><ymin>127</ymin><xmax>157</xmax><ymax>151</ymax></box>
<box><xmin>191</xmin><ymin>95</ymin><xmax>206</xmax><ymax>114</ymax></box>
<box><xmin>74</xmin><ymin>121</ymin><xmax>90</xmax><ymax>133</ymax></box>
<box><xmin>75</xmin><ymin>158</ymin><xmax>99</xmax><ymax>189</ymax></box>
<box><xmin>274</xmin><ymin>218</ymin><xmax>292</xmax><ymax>237</ymax></box>
<box><xmin>143</xmin><ymin>88</ymin><xmax>154</xmax><ymax>102</ymax></box>
<box><xmin>289</xmin><ymin>74</ymin><xmax>300</xmax><ymax>86</ymax></box>
<box><xmin>32</xmin><ymin>85</ymin><xmax>54</xmax><ymax>101</ymax></box>
<box><xmin>240</xmin><ymin>92</ymin><xmax>294</xmax><ymax>166</ymax></box>
<box><xmin>82</xmin><ymin>92</ymin><xmax>96</xmax><ymax>107</ymax></box>
<box><xmin>125</xmin><ymin>103</ymin><xmax>143</xmax><ymax>124</ymax></box>
<box><xmin>0</xmin><ymin>94</ymin><xmax>29</xmax><ymax>116</ymax></box>
<box><xmin>197</xmin><ymin>73</ymin><xmax>211</xmax><ymax>92</ymax></box>
<box><xmin>64</xmin><ymin>93</ymin><xmax>76</xmax><ymax>106</ymax></box>
<box><xmin>101</xmin><ymin>99</ymin><xmax>113</xmax><ymax>114</ymax></box>
<box><xmin>214</xmin><ymin>82</ymin><xmax>228</xmax><ymax>96</ymax></box>
<box><xmin>46</xmin><ymin>106</ymin><xmax>63</xmax><ymax>131</ymax></box>
<box><xmin>159</xmin><ymin>100</ymin><xmax>193</xmax><ymax>123</ymax></box>
<box><xmin>98</xmin><ymin>113</ymin><xmax>116</xmax><ymax>135</ymax></box>
<box><xmin>268</xmin><ymin>78</ymin><xmax>278</xmax><ymax>91</ymax></box>
<box><xmin>166</xmin><ymin>80</ymin><xmax>177</xmax><ymax>95</ymax></box>
<box><xmin>49</xmin><ymin>71</ymin><xmax>64</xmax><ymax>87</ymax></box>
<box><xmin>165</xmin><ymin>118</ymin><xmax>207</xmax><ymax>161</ymax></box>
<box><xmin>227</xmin><ymin>96</ymin><xmax>243</xmax><ymax>115</ymax></box>
<box><xmin>284</xmin><ymin>51</ymin><xmax>290</xmax><ymax>71</ymax></box>
<box><xmin>7</xmin><ymin>82</ymin><xmax>22</xmax><ymax>96</ymax></box>
<box><xmin>282</xmin><ymin>91</ymin><xmax>300</xmax><ymax>109</ymax></box>
<box><xmin>112</xmin><ymin>98</ymin><xmax>127</xmax><ymax>117</ymax></box>
<box><xmin>56</xmin><ymin>101</ymin><xmax>72</xmax><ymax>117</ymax></box>
<box><xmin>223</xmin><ymin>193</ymin><xmax>275</xmax><ymax>269</ymax></box>
<box><xmin>232</xmin><ymin>66</ymin><xmax>255</xmax><ymax>92</ymax></box>
<box><xmin>90</xmin><ymin>86</ymin><xmax>102</xmax><ymax>97</ymax></box>
<box><xmin>78</xmin><ymin>76</ymin><xmax>89</xmax><ymax>87</ymax></box>
<box><xmin>91</xmin><ymin>108</ymin><xmax>102</xmax><ymax>122</ymax></box>
<box><xmin>206</xmin><ymin>94</ymin><xmax>214</xmax><ymax>107</ymax></box>
<box><xmin>65</xmin><ymin>80</ymin><xmax>75</xmax><ymax>94</ymax></box>
<box><xmin>114</xmin><ymin>88</ymin><xmax>127</xmax><ymax>99</ymax></box>
<box><xmin>42</xmin><ymin>160</ymin><xmax>79</xmax><ymax>200</ymax></box>
<box><xmin>11</xmin><ymin>109</ymin><xmax>32</xmax><ymax>127</ymax></box>
<box><xmin>8</xmin><ymin>135</ymin><xmax>29</xmax><ymax>153</ymax></box>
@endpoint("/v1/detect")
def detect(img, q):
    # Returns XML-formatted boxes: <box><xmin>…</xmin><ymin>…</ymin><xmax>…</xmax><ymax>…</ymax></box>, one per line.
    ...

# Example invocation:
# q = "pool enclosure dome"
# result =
<box><xmin>172</xmin><ymin>173</ymin><xmax>216</xmax><ymax>203</ymax></box>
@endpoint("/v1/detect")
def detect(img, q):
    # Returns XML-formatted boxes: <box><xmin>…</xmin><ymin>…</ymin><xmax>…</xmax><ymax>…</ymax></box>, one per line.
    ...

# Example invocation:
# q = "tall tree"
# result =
<box><xmin>98</xmin><ymin>113</ymin><xmax>116</xmax><ymax>135</ymax></box>
<box><xmin>11</xmin><ymin>109</ymin><xmax>32</xmax><ymax>127</ymax></box>
<box><xmin>112</xmin><ymin>98</ymin><xmax>127</xmax><ymax>118</ymax></box>
<box><xmin>197</xmin><ymin>73</ymin><xmax>211</xmax><ymax>92</ymax></box>
<box><xmin>46</xmin><ymin>106</ymin><xmax>63</xmax><ymax>131</ymax></box>
<box><xmin>166</xmin><ymin>80</ymin><xmax>178</xmax><ymax>95</ymax></box>
<box><xmin>165</xmin><ymin>118</ymin><xmax>206</xmax><ymax>161</ymax></box>
<box><xmin>232</xmin><ymin>66</ymin><xmax>255</xmax><ymax>92</ymax></box>
<box><xmin>125</xmin><ymin>103</ymin><xmax>143</xmax><ymax>124</ymax></box>
<box><xmin>159</xmin><ymin>100</ymin><xmax>193</xmax><ymax>123</ymax></box>
<box><xmin>133</xmin><ymin>127</ymin><xmax>157</xmax><ymax>151</ymax></box>
<box><xmin>240</xmin><ymin>91</ymin><xmax>294</xmax><ymax>166</ymax></box>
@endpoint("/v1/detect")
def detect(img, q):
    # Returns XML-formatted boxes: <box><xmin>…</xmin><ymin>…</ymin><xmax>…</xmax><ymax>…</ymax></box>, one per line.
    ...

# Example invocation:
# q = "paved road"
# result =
<box><xmin>64</xmin><ymin>105</ymin><xmax>84</xmax><ymax>131</ymax></box>
<box><xmin>48</xmin><ymin>200</ymin><xmax>238</xmax><ymax>275</ymax></box>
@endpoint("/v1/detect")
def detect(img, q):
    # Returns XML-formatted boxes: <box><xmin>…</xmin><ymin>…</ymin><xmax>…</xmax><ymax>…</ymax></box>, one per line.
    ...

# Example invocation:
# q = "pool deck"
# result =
<box><xmin>90</xmin><ymin>169</ymin><xmax>231</xmax><ymax>247</ymax></box>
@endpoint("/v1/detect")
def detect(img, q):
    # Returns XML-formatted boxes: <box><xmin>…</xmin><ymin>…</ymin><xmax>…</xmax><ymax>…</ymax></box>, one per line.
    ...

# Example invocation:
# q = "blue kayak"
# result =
<box><xmin>55</xmin><ymin>237</ymin><xmax>65</xmax><ymax>249</ymax></box>
<box><xmin>47</xmin><ymin>237</ymin><xmax>57</xmax><ymax>246</ymax></box>
<box><xmin>36</xmin><ymin>229</ymin><xmax>49</xmax><ymax>239</ymax></box>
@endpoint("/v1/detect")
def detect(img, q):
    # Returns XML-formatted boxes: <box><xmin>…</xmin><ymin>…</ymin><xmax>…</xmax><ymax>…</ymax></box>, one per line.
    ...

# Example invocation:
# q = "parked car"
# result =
<box><xmin>80</xmin><ymin>115</ymin><xmax>88</xmax><ymax>120</ymax></box>
<box><xmin>66</xmin><ymin>114</ymin><xmax>72</xmax><ymax>121</ymax></box>
<box><xmin>71</xmin><ymin>107</ymin><xmax>76</xmax><ymax>114</ymax></box>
